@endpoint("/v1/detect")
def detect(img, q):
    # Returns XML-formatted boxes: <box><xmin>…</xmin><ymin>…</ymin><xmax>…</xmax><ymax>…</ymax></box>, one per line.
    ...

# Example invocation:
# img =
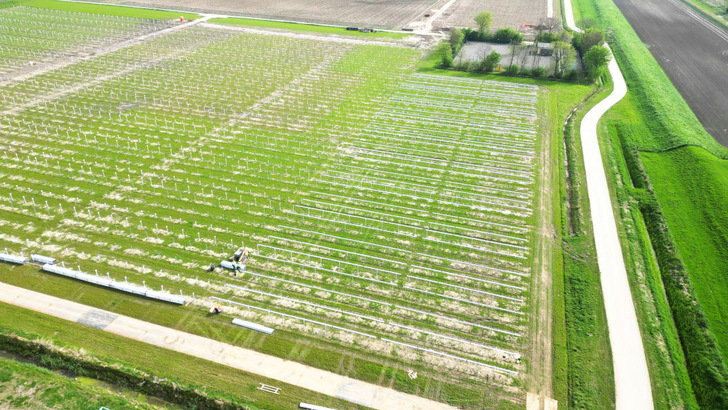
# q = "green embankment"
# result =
<box><xmin>0</xmin><ymin>355</ymin><xmax>157</xmax><ymax>409</ymax></box>
<box><xmin>20</xmin><ymin>0</ymin><xmax>200</xmax><ymax>19</ymax></box>
<box><xmin>0</xmin><ymin>302</ymin><xmax>362</xmax><ymax>410</ymax></box>
<box><xmin>572</xmin><ymin>0</ymin><xmax>728</xmax><ymax>407</ymax></box>
<box><xmin>587</xmin><ymin>0</ymin><xmax>726</xmax><ymax>158</ymax></box>
<box><xmin>208</xmin><ymin>17</ymin><xmax>409</xmax><ymax>39</ymax></box>
<box><xmin>641</xmin><ymin>146</ymin><xmax>728</xmax><ymax>364</ymax></box>
<box><xmin>559</xmin><ymin>84</ymin><xmax>616</xmax><ymax>408</ymax></box>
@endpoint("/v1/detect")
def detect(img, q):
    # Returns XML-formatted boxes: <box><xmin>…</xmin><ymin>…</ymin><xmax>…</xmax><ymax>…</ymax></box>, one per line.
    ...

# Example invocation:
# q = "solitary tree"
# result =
<box><xmin>583</xmin><ymin>45</ymin><xmax>611</xmax><ymax>81</ymax></box>
<box><xmin>449</xmin><ymin>28</ymin><xmax>464</xmax><ymax>53</ymax></box>
<box><xmin>474</xmin><ymin>11</ymin><xmax>493</xmax><ymax>34</ymax></box>
<box><xmin>483</xmin><ymin>50</ymin><xmax>501</xmax><ymax>72</ymax></box>
<box><xmin>573</xmin><ymin>28</ymin><xmax>603</xmax><ymax>54</ymax></box>
<box><xmin>437</xmin><ymin>42</ymin><xmax>454</xmax><ymax>68</ymax></box>
<box><xmin>552</xmin><ymin>41</ymin><xmax>576</xmax><ymax>76</ymax></box>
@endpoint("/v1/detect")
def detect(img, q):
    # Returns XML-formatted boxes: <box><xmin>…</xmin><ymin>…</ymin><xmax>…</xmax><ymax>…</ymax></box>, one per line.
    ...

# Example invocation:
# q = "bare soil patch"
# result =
<box><xmin>438</xmin><ymin>0</ymin><xmax>550</xmax><ymax>30</ymax></box>
<box><xmin>96</xmin><ymin>0</ymin><xmax>438</xmax><ymax>29</ymax></box>
<box><xmin>614</xmin><ymin>0</ymin><xmax>728</xmax><ymax>146</ymax></box>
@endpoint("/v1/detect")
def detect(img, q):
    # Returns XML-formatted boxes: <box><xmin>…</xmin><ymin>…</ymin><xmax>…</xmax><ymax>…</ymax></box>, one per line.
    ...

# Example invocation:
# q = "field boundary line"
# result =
<box><xmin>563</xmin><ymin>1</ymin><xmax>655</xmax><ymax>408</ymax></box>
<box><xmin>0</xmin><ymin>282</ymin><xmax>456</xmax><ymax>410</ymax></box>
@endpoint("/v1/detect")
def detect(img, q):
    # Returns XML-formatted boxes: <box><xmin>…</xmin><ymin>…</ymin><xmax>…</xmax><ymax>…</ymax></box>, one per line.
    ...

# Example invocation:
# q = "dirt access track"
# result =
<box><xmin>94</xmin><ymin>0</ymin><xmax>440</xmax><ymax>29</ymax></box>
<box><xmin>614</xmin><ymin>0</ymin><xmax>728</xmax><ymax>146</ymax></box>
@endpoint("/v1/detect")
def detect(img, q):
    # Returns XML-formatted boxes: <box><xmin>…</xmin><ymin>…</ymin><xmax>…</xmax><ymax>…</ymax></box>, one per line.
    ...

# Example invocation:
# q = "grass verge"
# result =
<box><xmin>207</xmin><ymin>17</ymin><xmax>410</xmax><ymax>39</ymax></box>
<box><xmin>0</xmin><ymin>301</ymin><xmax>362</xmax><ymax>410</ymax></box>
<box><xmin>583</xmin><ymin>0</ymin><xmax>726</xmax><ymax>157</ymax></box>
<box><xmin>0</xmin><ymin>354</ymin><xmax>159</xmax><ymax>409</ymax></box>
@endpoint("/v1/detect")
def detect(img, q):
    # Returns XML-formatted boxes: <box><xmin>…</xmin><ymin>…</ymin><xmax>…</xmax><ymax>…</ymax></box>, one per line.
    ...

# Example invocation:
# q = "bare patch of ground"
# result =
<box><xmin>437</xmin><ymin>0</ymin><xmax>550</xmax><ymax>30</ymax></box>
<box><xmin>614</xmin><ymin>0</ymin><xmax>728</xmax><ymax>145</ymax></box>
<box><xmin>526</xmin><ymin>88</ymin><xmax>556</xmax><ymax>407</ymax></box>
<box><xmin>95</xmin><ymin>0</ymin><xmax>439</xmax><ymax>29</ymax></box>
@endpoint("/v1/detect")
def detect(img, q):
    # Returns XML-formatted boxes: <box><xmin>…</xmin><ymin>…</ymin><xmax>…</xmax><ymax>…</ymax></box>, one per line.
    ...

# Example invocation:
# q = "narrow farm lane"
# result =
<box><xmin>563</xmin><ymin>1</ymin><xmax>655</xmax><ymax>408</ymax></box>
<box><xmin>0</xmin><ymin>282</ymin><xmax>456</xmax><ymax>410</ymax></box>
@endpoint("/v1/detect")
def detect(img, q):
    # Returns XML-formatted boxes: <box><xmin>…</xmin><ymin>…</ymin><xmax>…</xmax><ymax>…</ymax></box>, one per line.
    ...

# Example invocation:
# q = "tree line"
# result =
<box><xmin>436</xmin><ymin>14</ymin><xmax>611</xmax><ymax>83</ymax></box>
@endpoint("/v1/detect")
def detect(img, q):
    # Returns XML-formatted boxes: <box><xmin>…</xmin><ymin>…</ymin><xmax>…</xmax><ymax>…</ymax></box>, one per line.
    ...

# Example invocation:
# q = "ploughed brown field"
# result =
<box><xmin>97</xmin><ymin>0</ymin><xmax>439</xmax><ymax>29</ymax></box>
<box><xmin>614</xmin><ymin>0</ymin><xmax>728</xmax><ymax>146</ymax></box>
<box><xmin>438</xmin><ymin>0</ymin><xmax>550</xmax><ymax>30</ymax></box>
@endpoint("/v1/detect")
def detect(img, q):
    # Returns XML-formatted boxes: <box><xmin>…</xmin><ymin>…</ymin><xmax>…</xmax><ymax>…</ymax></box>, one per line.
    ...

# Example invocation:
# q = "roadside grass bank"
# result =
<box><xmin>207</xmin><ymin>17</ymin><xmax>410</xmax><ymax>39</ymax></box>
<box><xmin>557</xmin><ymin>81</ymin><xmax>616</xmax><ymax>408</ymax></box>
<box><xmin>573</xmin><ymin>0</ymin><xmax>728</xmax><ymax>407</ymax></box>
<box><xmin>583</xmin><ymin>0</ymin><xmax>725</xmax><ymax>158</ymax></box>
<box><xmin>0</xmin><ymin>354</ymin><xmax>159</xmax><ymax>409</ymax></box>
<box><xmin>0</xmin><ymin>302</ymin><xmax>363</xmax><ymax>410</ymax></box>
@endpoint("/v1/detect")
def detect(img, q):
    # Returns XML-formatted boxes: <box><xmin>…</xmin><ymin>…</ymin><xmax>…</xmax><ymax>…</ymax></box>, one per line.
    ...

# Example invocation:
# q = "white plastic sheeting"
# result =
<box><xmin>0</xmin><ymin>253</ymin><xmax>27</xmax><ymax>264</ymax></box>
<box><xmin>31</xmin><ymin>254</ymin><xmax>56</xmax><ymax>265</ymax></box>
<box><xmin>232</xmin><ymin>318</ymin><xmax>274</xmax><ymax>334</ymax></box>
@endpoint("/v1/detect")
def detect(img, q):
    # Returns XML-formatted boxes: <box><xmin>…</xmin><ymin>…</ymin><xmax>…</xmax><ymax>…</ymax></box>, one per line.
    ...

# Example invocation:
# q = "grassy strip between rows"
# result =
<box><xmin>18</xmin><ymin>0</ymin><xmax>200</xmax><ymax>20</ymax></box>
<box><xmin>413</xmin><ymin>61</ymin><xmax>600</xmax><ymax>408</ymax></box>
<box><xmin>207</xmin><ymin>17</ymin><xmax>410</xmax><ymax>39</ymax></box>
<box><xmin>0</xmin><ymin>301</ymin><xmax>363</xmax><ymax>410</ymax></box>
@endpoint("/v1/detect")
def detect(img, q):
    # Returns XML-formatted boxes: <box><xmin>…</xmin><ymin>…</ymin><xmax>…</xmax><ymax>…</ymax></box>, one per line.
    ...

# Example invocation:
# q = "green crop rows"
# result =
<box><xmin>0</xmin><ymin>7</ymin><xmax>176</xmax><ymax>79</ymax></box>
<box><xmin>0</xmin><ymin>4</ymin><xmax>544</xmax><ymax>403</ymax></box>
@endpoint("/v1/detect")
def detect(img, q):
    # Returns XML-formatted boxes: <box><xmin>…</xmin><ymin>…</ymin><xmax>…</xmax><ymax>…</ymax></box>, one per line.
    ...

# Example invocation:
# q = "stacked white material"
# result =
<box><xmin>0</xmin><ymin>253</ymin><xmax>27</xmax><ymax>264</ymax></box>
<box><xmin>41</xmin><ymin>264</ymin><xmax>184</xmax><ymax>305</ymax></box>
<box><xmin>232</xmin><ymin>318</ymin><xmax>274</xmax><ymax>334</ymax></box>
<box><xmin>31</xmin><ymin>254</ymin><xmax>56</xmax><ymax>264</ymax></box>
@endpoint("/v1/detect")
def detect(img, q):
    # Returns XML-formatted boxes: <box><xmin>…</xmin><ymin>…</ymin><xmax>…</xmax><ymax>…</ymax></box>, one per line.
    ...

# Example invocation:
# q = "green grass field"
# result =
<box><xmin>641</xmin><ymin>146</ymin><xmax>728</xmax><ymax>362</ymax></box>
<box><xmin>208</xmin><ymin>17</ymin><xmax>410</xmax><ymax>39</ymax></box>
<box><xmin>0</xmin><ymin>1</ymin><xmax>601</xmax><ymax>407</ymax></box>
<box><xmin>0</xmin><ymin>2</ymin><xmax>596</xmax><ymax>407</ymax></box>
<box><xmin>0</xmin><ymin>355</ymin><xmax>159</xmax><ymax>409</ymax></box>
<box><xmin>24</xmin><ymin>0</ymin><xmax>199</xmax><ymax>19</ymax></box>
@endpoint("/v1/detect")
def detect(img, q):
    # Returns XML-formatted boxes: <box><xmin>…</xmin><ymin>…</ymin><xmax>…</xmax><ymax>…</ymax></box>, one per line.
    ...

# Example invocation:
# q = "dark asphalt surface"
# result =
<box><xmin>613</xmin><ymin>0</ymin><xmax>728</xmax><ymax>147</ymax></box>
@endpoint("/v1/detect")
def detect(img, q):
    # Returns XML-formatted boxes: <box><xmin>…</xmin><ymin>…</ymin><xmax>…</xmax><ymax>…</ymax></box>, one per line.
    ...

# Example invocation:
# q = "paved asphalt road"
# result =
<box><xmin>614</xmin><ymin>0</ymin><xmax>728</xmax><ymax>146</ymax></box>
<box><xmin>565</xmin><ymin>1</ymin><xmax>655</xmax><ymax>408</ymax></box>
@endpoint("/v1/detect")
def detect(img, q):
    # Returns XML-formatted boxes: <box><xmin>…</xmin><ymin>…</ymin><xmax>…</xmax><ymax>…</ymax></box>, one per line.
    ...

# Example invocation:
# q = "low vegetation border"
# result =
<box><xmin>586</xmin><ymin>0</ymin><xmax>726</xmax><ymax>157</ymax></box>
<box><xmin>207</xmin><ymin>17</ymin><xmax>410</xmax><ymax>39</ymax></box>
